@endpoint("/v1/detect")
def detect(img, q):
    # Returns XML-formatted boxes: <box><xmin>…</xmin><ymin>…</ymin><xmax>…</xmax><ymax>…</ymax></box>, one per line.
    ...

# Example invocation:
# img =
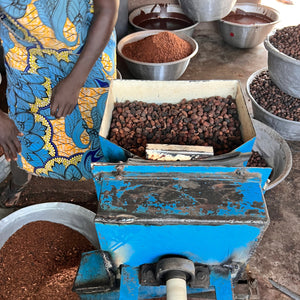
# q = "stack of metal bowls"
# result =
<box><xmin>178</xmin><ymin>0</ymin><xmax>237</xmax><ymax>22</ymax></box>
<box><xmin>128</xmin><ymin>4</ymin><xmax>199</xmax><ymax>37</ymax></box>
<box><xmin>218</xmin><ymin>3</ymin><xmax>280</xmax><ymax>49</ymax></box>
<box><xmin>117</xmin><ymin>30</ymin><xmax>198</xmax><ymax>80</ymax></box>
<box><xmin>247</xmin><ymin>23</ymin><xmax>300</xmax><ymax>142</ymax></box>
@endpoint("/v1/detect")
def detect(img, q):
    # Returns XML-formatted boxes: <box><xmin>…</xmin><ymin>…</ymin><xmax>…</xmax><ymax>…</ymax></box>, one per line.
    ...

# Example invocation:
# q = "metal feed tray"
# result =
<box><xmin>99</xmin><ymin>79</ymin><xmax>256</xmax><ymax>164</ymax></box>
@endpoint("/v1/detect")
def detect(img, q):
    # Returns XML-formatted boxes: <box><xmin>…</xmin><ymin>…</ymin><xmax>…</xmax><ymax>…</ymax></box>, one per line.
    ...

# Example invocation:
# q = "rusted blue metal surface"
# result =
<box><xmin>93</xmin><ymin>163</ymin><xmax>271</xmax><ymax>221</ymax></box>
<box><xmin>93</xmin><ymin>164</ymin><xmax>270</xmax><ymax>267</ymax></box>
<box><xmin>74</xmin><ymin>162</ymin><xmax>271</xmax><ymax>299</ymax></box>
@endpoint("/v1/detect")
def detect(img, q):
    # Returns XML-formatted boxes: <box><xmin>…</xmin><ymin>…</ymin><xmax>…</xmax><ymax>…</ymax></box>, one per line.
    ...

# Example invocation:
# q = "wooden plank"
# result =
<box><xmin>146</xmin><ymin>143</ymin><xmax>214</xmax><ymax>161</ymax></box>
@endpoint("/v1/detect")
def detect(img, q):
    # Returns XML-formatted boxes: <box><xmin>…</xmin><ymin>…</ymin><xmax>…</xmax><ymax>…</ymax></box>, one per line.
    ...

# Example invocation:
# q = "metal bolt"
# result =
<box><xmin>196</xmin><ymin>271</ymin><xmax>207</xmax><ymax>282</ymax></box>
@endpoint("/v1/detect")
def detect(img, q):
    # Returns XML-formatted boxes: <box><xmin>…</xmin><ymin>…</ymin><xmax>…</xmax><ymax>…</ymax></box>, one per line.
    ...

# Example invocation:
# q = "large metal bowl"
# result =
<box><xmin>264</xmin><ymin>32</ymin><xmax>300</xmax><ymax>98</ymax></box>
<box><xmin>247</xmin><ymin>68</ymin><xmax>300</xmax><ymax>141</ymax></box>
<box><xmin>0</xmin><ymin>202</ymin><xmax>99</xmax><ymax>249</ymax></box>
<box><xmin>252</xmin><ymin>119</ymin><xmax>292</xmax><ymax>191</ymax></box>
<box><xmin>117</xmin><ymin>30</ymin><xmax>198</xmax><ymax>80</ymax></box>
<box><xmin>178</xmin><ymin>0</ymin><xmax>237</xmax><ymax>22</ymax></box>
<box><xmin>218</xmin><ymin>3</ymin><xmax>280</xmax><ymax>49</ymax></box>
<box><xmin>129</xmin><ymin>4</ymin><xmax>199</xmax><ymax>37</ymax></box>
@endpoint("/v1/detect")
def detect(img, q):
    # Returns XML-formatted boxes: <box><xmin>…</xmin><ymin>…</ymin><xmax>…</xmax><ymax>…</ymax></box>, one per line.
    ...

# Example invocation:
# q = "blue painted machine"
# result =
<box><xmin>73</xmin><ymin>79</ymin><xmax>271</xmax><ymax>299</ymax></box>
<box><xmin>73</xmin><ymin>160</ymin><xmax>271</xmax><ymax>299</ymax></box>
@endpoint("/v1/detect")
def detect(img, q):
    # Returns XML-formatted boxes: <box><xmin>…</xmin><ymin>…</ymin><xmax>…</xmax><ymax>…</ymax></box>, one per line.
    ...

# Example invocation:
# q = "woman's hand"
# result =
<box><xmin>0</xmin><ymin>110</ymin><xmax>22</xmax><ymax>161</ymax></box>
<box><xmin>50</xmin><ymin>75</ymin><xmax>81</xmax><ymax>118</ymax></box>
<box><xmin>50</xmin><ymin>0</ymin><xmax>119</xmax><ymax>120</ymax></box>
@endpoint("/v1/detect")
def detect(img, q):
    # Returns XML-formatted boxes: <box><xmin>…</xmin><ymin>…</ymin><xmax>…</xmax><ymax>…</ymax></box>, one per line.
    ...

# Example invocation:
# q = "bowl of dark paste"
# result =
<box><xmin>219</xmin><ymin>3</ymin><xmax>280</xmax><ymax>48</ymax></box>
<box><xmin>129</xmin><ymin>4</ymin><xmax>199</xmax><ymax>37</ymax></box>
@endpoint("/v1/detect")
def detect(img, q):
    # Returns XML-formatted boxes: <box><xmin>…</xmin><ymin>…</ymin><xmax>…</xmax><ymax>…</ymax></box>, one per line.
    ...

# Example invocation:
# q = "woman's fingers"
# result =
<box><xmin>2</xmin><ymin>138</ymin><xmax>20</xmax><ymax>161</ymax></box>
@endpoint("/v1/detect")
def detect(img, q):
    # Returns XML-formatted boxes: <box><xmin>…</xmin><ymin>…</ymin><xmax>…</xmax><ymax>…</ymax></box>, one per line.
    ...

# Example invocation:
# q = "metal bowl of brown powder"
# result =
<box><xmin>117</xmin><ymin>30</ymin><xmax>198</xmax><ymax>80</ymax></box>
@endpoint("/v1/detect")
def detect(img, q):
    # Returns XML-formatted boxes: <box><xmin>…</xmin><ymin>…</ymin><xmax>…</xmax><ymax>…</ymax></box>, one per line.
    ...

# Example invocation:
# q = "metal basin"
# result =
<box><xmin>117</xmin><ymin>30</ymin><xmax>198</xmax><ymax>80</ymax></box>
<box><xmin>129</xmin><ymin>4</ymin><xmax>199</xmax><ymax>37</ymax></box>
<box><xmin>264</xmin><ymin>32</ymin><xmax>300</xmax><ymax>98</ymax></box>
<box><xmin>0</xmin><ymin>202</ymin><xmax>99</xmax><ymax>249</ymax></box>
<box><xmin>247</xmin><ymin>68</ymin><xmax>300</xmax><ymax>141</ymax></box>
<box><xmin>218</xmin><ymin>3</ymin><xmax>280</xmax><ymax>49</ymax></box>
<box><xmin>252</xmin><ymin>119</ymin><xmax>292</xmax><ymax>191</ymax></box>
<box><xmin>178</xmin><ymin>0</ymin><xmax>237</xmax><ymax>22</ymax></box>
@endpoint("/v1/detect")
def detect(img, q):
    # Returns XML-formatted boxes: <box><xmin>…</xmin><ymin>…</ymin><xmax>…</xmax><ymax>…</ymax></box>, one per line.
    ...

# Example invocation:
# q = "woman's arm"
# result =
<box><xmin>50</xmin><ymin>0</ymin><xmax>119</xmax><ymax>119</ymax></box>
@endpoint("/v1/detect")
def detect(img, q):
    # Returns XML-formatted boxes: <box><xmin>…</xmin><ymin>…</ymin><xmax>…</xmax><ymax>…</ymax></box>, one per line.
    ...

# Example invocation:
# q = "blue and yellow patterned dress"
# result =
<box><xmin>0</xmin><ymin>0</ymin><xmax>116</xmax><ymax>180</ymax></box>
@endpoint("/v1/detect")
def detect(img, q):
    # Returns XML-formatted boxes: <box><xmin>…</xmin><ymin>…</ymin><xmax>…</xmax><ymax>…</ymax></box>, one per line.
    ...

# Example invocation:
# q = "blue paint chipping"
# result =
<box><xmin>85</xmin><ymin>163</ymin><xmax>270</xmax><ymax>299</ymax></box>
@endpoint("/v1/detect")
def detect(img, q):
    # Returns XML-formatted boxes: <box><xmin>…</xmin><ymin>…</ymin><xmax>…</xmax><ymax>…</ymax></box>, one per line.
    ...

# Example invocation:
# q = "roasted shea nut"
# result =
<box><xmin>108</xmin><ymin>97</ymin><xmax>243</xmax><ymax>158</ymax></box>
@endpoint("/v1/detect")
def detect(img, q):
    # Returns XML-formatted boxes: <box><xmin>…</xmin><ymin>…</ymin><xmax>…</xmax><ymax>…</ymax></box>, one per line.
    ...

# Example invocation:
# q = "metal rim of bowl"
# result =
<box><xmin>219</xmin><ymin>3</ymin><xmax>280</xmax><ymax>27</ymax></box>
<box><xmin>246</xmin><ymin>67</ymin><xmax>300</xmax><ymax>126</ymax></box>
<box><xmin>178</xmin><ymin>0</ymin><xmax>238</xmax><ymax>23</ymax></box>
<box><xmin>264</xmin><ymin>32</ymin><xmax>300</xmax><ymax>65</ymax></box>
<box><xmin>251</xmin><ymin>119</ymin><xmax>293</xmax><ymax>191</ymax></box>
<box><xmin>117</xmin><ymin>30</ymin><xmax>199</xmax><ymax>66</ymax></box>
<box><xmin>116</xmin><ymin>69</ymin><xmax>122</xmax><ymax>79</ymax></box>
<box><xmin>128</xmin><ymin>4</ymin><xmax>199</xmax><ymax>33</ymax></box>
<box><xmin>0</xmin><ymin>202</ymin><xmax>99</xmax><ymax>249</ymax></box>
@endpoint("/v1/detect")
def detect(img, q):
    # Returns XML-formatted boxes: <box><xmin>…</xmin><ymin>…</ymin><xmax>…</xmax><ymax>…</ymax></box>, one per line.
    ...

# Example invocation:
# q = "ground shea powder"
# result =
<box><xmin>0</xmin><ymin>221</ymin><xmax>95</xmax><ymax>299</ymax></box>
<box><xmin>122</xmin><ymin>31</ymin><xmax>193</xmax><ymax>63</ymax></box>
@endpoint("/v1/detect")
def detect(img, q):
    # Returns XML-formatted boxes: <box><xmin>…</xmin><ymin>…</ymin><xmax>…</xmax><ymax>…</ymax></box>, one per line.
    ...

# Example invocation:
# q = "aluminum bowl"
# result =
<box><xmin>218</xmin><ymin>3</ymin><xmax>280</xmax><ymax>49</ymax></box>
<box><xmin>129</xmin><ymin>4</ymin><xmax>199</xmax><ymax>37</ymax></box>
<box><xmin>252</xmin><ymin>119</ymin><xmax>292</xmax><ymax>191</ymax></box>
<box><xmin>117</xmin><ymin>30</ymin><xmax>198</xmax><ymax>80</ymax></box>
<box><xmin>247</xmin><ymin>68</ymin><xmax>300</xmax><ymax>141</ymax></box>
<box><xmin>0</xmin><ymin>202</ymin><xmax>99</xmax><ymax>249</ymax></box>
<box><xmin>264</xmin><ymin>32</ymin><xmax>300</xmax><ymax>98</ymax></box>
<box><xmin>178</xmin><ymin>0</ymin><xmax>237</xmax><ymax>22</ymax></box>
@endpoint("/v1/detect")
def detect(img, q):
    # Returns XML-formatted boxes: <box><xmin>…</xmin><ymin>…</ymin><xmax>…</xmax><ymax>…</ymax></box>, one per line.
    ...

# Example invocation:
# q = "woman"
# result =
<box><xmin>0</xmin><ymin>0</ymin><xmax>119</xmax><ymax>206</ymax></box>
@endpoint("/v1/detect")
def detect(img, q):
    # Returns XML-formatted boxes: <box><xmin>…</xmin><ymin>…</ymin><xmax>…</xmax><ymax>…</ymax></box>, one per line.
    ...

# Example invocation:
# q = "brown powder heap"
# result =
<box><xmin>122</xmin><ymin>31</ymin><xmax>193</xmax><ymax>63</ymax></box>
<box><xmin>0</xmin><ymin>221</ymin><xmax>95</xmax><ymax>299</ymax></box>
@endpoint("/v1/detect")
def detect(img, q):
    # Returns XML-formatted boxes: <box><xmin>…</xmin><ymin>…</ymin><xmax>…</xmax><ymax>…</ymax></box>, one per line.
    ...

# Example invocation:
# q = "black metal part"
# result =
<box><xmin>156</xmin><ymin>257</ymin><xmax>195</xmax><ymax>283</ymax></box>
<box><xmin>140</xmin><ymin>263</ymin><xmax>162</xmax><ymax>286</ymax></box>
<box><xmin>72</xmin><ymin>251</ymin><xmax>119</xmax><ymax>294</ymax></box>
<box><xmin>140</xmin><ymin>259</ymin><xmax>211</xmax><ymax>288</ymax></box>
<box><xmin>190</xmin><ymin>264</ymin><xmax>210</xmax><ymax>289</ymax></box>
<box><xmin>165</xmin><ymin>270</ymin><xmax>187</xmax><ymax>282</ymax></box>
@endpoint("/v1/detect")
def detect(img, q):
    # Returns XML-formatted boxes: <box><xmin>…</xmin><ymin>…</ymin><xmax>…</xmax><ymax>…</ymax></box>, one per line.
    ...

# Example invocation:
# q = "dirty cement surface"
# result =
<box><xmin>1</xmin><ymin>0</ymin><xmax>300</xmax><ymax>298</ymax></box>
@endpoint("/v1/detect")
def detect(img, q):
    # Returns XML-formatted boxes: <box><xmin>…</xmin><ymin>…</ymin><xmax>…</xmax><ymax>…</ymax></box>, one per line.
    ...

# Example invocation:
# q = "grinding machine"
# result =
<box><xmin>73</xmin><ymin>80</ymin><xmax>272</xmax><ymax>299</ymax></box>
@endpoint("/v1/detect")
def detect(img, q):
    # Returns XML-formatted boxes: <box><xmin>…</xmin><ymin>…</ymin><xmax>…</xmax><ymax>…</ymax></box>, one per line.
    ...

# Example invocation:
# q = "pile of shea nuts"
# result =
<box><xmin>108</xmin><ymin>97</ymin><xmax>243</xmax><ymax>158</ymax></box>
<box><xmin>270</xmin><ymin>24</ymin><xmax>300</xmax><ymax>60</ymax></box>
<box><xmin>250</xmin><ymin>70</ymin><xmax>300</xmax><ymax>122</ymax></box>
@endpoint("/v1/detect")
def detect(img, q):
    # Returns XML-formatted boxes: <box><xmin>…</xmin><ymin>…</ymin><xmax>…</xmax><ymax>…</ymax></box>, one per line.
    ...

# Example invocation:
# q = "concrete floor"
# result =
<box><xmin>0</xmin><ymin>0</ymin><xmax>299</xmax><ymax>299</ymax></box>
